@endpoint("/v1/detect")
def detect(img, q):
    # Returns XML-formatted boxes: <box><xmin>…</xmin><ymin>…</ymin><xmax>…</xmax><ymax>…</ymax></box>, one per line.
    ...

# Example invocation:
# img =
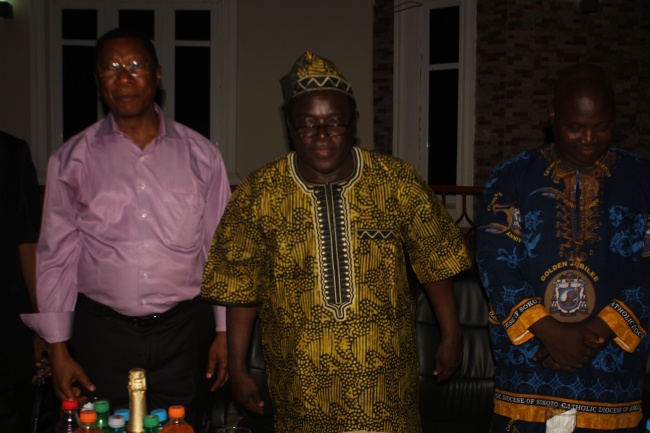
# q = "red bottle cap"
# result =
<box><xmin>61</xmin><ymin>398</ymin><xmax>79</xmax><ymax>410</ymax></box>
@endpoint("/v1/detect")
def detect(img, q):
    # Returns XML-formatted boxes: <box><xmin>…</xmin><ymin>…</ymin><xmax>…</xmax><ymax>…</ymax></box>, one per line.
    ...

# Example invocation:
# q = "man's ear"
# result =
<box><xmin>155</xmin><ymin>64</ymin><xmax>162</xmax><ymax>87</ymax></box>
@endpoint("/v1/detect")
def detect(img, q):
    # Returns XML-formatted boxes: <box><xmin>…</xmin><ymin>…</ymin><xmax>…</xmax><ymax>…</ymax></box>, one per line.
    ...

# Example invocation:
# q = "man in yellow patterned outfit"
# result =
<box><xmin>201</xmin><ymin>52</ymin><xmax>471</xmax><ymax>433</ymax></box>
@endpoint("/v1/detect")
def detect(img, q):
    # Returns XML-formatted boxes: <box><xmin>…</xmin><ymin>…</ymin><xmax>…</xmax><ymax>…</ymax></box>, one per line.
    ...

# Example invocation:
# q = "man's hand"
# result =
<box><xmin>531</xmin><ymin>316</ymin><xmax>607</xmax><ymax>372</ymax></box>
<box><xmin>422</xmin><ymin>278</ymin><xmax>463</xmax><ymax>382</ymax></box>
<box><xmin>49</xmin><ymin>341</ymin><xmax>95</xmax><ymax>400</ymax></box>
<box><xmin>433</xmin><ymin>332</ymin><xmax>462</xmax><ymax>382</ymax></box>
<box><xmin>206</xmin><ymin>331</ymin><xmax>228</xmax><ymax>391</ymax></box>
<box><xmin>230</xmin><ymin>370</ymin><xmax>265</xmax><ymax>415</ymax></box>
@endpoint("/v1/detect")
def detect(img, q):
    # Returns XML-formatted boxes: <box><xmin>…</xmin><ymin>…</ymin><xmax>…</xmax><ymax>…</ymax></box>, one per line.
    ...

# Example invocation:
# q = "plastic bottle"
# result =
<box><xmin>150</xmin><ymin>408</ymin><xmax>167</xmax><ymax>431</ymax></box>
<box><xmin>74</xmin><ymin>410</ymin><xmax>103</xmax><ymax>432</ymax></box>
<box><xmin>54</xmin><ymin>397</ymin><xmax>81</xmax><ymax>433</ymax></box>
<box><xmin>159</xmin><ymin>406</ymin><xmax>193</xmax><ymax>433</ymax></box>
<box><xmin>107</xmin><ymin>415</ymin><xmax>126</xmax><ymax>433</ymax></box>
<box><xmin>645</xmin><ymin>418</ymin><xmax>650</xmax><ymax>433</ymax></box>
<box><xmin>94</xmin><ymin>400</ymin><xmax>111</xmax><ymax>432</ymax></box>
<box><xmin>143</xmin><ymin>415</ymin><xmax>160</xmax><ymax>433</ymax></box>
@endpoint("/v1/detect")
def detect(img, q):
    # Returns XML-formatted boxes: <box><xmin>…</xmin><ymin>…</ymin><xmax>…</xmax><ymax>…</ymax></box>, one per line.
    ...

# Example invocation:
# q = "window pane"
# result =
<box><xmin>428</xmin><ymin>69</ymin><xmax>458</xmax><ymax>185</ymax></box>
<box><xmin>62</xmin><ymin>46</ymin><xmax>97</xmax><ymax>140</ymax></box>
<box><xmin>175</xmin><ymin>47</ymin><xmax>210</xmax><ymax>138</ymax></box>
<box><xmin>119</xmin><ymin>10</ymin><xmax>155</xmax><ymax>39</ymax></box>
<box><xmin>62</xmin><ymin>9</ymin><xmax>97</xmax><ymax>40</ymax></box>
<box><xmin>176</xmin><ymin>10</ymin><xmax>210</xmax><ymax>41</ymax></box>
<box><xmin>429</xmin><ymin>6</ymin><xmax>459</xmax><ymax>64</ymax></box>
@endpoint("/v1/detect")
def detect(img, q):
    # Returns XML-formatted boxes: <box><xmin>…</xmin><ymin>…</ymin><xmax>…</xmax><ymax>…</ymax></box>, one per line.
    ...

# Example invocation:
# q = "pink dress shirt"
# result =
<box><xmin>22</xmin><ymin>106</ymin><xmax>230</xmax><ymax>343</ymax></box>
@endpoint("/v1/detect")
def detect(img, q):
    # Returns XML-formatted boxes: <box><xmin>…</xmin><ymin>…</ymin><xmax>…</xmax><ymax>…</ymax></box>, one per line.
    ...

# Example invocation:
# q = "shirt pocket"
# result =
<box><xmin>155</xmin><ymin>188</ymin><xmax>205</xmax><ymax>251</ymax></box>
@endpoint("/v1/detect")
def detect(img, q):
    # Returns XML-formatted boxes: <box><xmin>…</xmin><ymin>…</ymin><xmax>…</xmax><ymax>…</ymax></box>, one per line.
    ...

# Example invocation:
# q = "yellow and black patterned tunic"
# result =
<box><xmin>202</xmin><ymin>147</ymin><xmax>471</xmax><ymax>433</ymax></box>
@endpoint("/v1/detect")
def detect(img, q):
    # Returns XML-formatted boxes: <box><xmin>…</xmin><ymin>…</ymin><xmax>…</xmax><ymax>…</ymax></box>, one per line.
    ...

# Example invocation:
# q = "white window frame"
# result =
<box><xmin>393</xmin><ymin>0</ymin><xmax>476</xmax><ymax>187</ymax></box>
<box><xmin>29</xmin><ymin>0</ymin><xmax>239</xmax><ymax>183</ymax></box>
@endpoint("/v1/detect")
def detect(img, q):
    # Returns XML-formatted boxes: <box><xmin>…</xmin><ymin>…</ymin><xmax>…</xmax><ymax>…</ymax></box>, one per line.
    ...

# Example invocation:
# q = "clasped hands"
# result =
<box><xmin>530</xmin><ymin>316</ymin><xmax>615</xmax><ymax>374</ymax></box>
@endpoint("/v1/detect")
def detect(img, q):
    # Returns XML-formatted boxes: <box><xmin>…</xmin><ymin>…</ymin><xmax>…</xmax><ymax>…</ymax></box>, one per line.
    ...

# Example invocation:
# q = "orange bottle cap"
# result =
<box><xmin>80</xmin><ymin>409</ymin><xmax>97</xmax><ymax>423</ymax></box>
<box><xmin>168</xmin><ymin>405</ymin><xmax>185</xmax><ymax>418</ymax></box>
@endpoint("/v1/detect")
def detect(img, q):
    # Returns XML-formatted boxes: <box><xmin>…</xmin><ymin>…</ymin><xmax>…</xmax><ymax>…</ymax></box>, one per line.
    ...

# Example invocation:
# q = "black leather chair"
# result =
<box><xmin>415</xmin><ymin>269</ymin><xmax>494</xmax><ymax>432</ymax></box>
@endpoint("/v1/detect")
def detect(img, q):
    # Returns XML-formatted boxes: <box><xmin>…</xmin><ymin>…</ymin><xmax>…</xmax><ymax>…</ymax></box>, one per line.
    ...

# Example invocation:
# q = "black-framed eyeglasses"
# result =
<box><xmin>293</xmin><ymin>121</ymin><xmax>353</xmax><ymax>138</ymax></box>
<box><xmin>98</xmin><ymin>60</ymin><xmax>151</xmax><ymax>79</ymax></box>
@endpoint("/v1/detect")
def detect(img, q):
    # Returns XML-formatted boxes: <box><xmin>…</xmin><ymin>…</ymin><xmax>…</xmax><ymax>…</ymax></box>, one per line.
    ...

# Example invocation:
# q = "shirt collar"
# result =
<box><xmin>94</xmin><ymin>104</ymin><xmax>182</xmax><ymax>141</ymax></box>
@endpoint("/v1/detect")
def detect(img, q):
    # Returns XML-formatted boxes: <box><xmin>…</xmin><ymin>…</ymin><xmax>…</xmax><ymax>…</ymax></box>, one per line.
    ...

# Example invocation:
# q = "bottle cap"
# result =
<box><xmin>143</xmin><ymin>414</ymin><xmax>159</xmax><ymax>428</ymax></box>
<box><xmin>115</xmin><ymin>408</ymin><xmax>130</xmax><ymax>422</ymax></box>
<box><xmin>79</xmin><ymin>410</ymin><xmax>97</xmax><ymax>424</ymax></box>
<box><xmin>168</xmin><ymin>405</ymin><xmax>185</xmax><ymax>418</ymax></box>
<box><xmin>61</xmin><ymin>397</ymin><xmax>79</xmax><ymax>410</ymax></box>
<box><xmin>108</xmin><ymin>415</ymin><xmax>126</xmax><ymax>428</ymax></box>
<box><xmin>94</xmin><ymin>399</ymin><xmax>110</xmax><ymax>413</ymax></box>
<box><xmin>151</xmin><ymin>408</ymin><xmax>167</xmax><ymax>423</ymax></box>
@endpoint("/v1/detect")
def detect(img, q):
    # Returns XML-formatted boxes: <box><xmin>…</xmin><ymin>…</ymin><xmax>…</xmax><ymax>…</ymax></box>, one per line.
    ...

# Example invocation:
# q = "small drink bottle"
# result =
<box><xmin>150</xmin><ymin>408</ymin><xmax>167</xmax><ymax>431</ymax></box>
<box><xmin>107</xmin><ymin>415</ymin><xmax>126</xmax><ymax>433</ymax></box>
<box><xmin>94</xmin><ymin>400</ymin><xmax>111</xmax><ymax>432</ymax></box>
<box><xmin>159</xmin><ymin>406</ymin><xmax>193</xmax><ymax>433</ymax></box>
<box><xmin>54</xmin><ymin>398</ymin><xmax>81</xmax><ymax>433</ymax></box>
<box><xmin>143</xmin><ymin>415</ymin><xmax>160</xmax><ymax>433</ymax></box>
<box><xmin>73</xmin><ymin>410</ymin><xmax>103</xmax><ymax>432</ymax></box>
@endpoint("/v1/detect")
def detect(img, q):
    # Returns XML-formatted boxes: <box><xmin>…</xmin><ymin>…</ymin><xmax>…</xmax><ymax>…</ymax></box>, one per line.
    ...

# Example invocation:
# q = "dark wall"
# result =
<box><xmin>474</xmin><ymin>0</ymin><xmax>650</xmax><ymax>185</ymax></box>
<box><xmin>373</xmin><ymin>0</ymin><xmax>395</xmax><ymax>155</ymax></box>
<box><xmin>372</xmin><ymin>0</ymin><xmax>650</xmax><ymax>186</ymax></box>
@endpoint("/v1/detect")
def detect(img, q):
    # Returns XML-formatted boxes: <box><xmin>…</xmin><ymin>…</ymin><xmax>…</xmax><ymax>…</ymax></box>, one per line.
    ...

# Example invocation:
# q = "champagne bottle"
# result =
<box><xmin>126</xmin><ymin>368</ymin><xmax>147</xmax><ymax>433</ymax></box>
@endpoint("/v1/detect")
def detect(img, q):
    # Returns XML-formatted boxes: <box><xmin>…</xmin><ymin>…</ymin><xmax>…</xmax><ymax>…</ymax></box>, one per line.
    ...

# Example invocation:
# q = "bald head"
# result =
<box><xmin>553</xmin><ymin>63</ymin><xmax>615</xmax><ymax>114</ymax></box>
<box><xmin>549</xmin><ymin>64</ymin><xmax>616</xmax><ymax>168</ymax></box>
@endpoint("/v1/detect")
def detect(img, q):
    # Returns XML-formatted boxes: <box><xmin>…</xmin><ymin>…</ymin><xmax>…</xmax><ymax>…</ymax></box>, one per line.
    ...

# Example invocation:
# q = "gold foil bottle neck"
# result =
<box><xmin>127</xmin><ymin>368</ymin><xmax>147</xmax><ymax>433</ymax></box>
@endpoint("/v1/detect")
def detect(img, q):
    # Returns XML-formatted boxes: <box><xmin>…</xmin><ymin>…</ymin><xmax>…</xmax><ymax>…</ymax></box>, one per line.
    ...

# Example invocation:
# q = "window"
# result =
<box><xmin>30</xmin><ymin>0</ymin><xmax>238</xmax><ymax>182</ymax></box>
<box><xmin>393</xmin><ymin>0</ymin><xmax>476</xmax><ymax>187</ymax></box>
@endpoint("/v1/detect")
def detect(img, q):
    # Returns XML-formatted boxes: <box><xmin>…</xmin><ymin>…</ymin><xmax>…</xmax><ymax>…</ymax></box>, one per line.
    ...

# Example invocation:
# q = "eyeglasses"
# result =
<box><xmin>98</xmin><ymin>60</ymin><xmax>151</xmax><ymax>79</ymax></box>
<box><xmin>293</xmin><ymin>121</ymin><xmax>353</xmax><ymax>138</ymax></box>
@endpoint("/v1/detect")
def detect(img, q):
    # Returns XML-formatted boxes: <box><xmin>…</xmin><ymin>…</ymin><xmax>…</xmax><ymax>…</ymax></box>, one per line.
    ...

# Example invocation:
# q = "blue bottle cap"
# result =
<box><xmin>114</xmin><ymin>408</ymin><xmax>130</xmax><ymax>422</ymax></box>
<box><xmin>151</xmin><ymin>408</ymin><xmax>167</xmax><ymax>423</ymax></box>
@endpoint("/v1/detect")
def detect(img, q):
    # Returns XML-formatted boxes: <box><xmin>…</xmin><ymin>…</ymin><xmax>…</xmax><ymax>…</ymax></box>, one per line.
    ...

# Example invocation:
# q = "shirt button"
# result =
<box><xmin>141</xmin><ymin>298</ymin><xmax>147</xmax><ymax>305</ymax></box>
<box><xmin>140</xmin><ymin>212</ymin><xmax>148</xmax><ymax>219</ymax></box>
<box><xmin>139</xmin><ymin>183</ymin><xmax>147</xmax><ymax>191</ymax></box>
<box><xmin>142</xmin><ymin>272</ymin><xmax>149</xmax><ymax>279</ymax></box>
<box><xmin>143</xmin><ymin>242</ymin><xmax>149</xmax><ymax>249</ymax></box>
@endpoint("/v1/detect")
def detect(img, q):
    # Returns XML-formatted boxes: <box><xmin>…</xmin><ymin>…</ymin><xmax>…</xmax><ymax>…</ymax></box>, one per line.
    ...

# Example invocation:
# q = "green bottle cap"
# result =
<box><xmin>94</xmin><ymin>400</ymin><xmax>110</xmax><ymax>413</ymax></box>
<box><xmin>143</xmin><ymin>414</ymin><xmax>160</xmax><ymax>428</ymax></box>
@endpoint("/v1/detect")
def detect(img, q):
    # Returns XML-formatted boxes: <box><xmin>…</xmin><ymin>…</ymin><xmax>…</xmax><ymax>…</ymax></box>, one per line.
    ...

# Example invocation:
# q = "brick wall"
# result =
<box><xmin>373</xmin><ymin>0</ymin><xmax>395</xmax><ymax>155</ymax></box>
<box><xmin>373</xmin><ymin>0</ymin><xmax>650</xmax><ymax>186</ymax></box>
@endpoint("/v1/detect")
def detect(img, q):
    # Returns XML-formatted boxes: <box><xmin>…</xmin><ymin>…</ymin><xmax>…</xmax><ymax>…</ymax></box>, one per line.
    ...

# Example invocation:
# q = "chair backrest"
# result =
<box><xmin>415</xmin><ymin>269</ymin><xmax>494</xmax><ymax>432</ymax></box>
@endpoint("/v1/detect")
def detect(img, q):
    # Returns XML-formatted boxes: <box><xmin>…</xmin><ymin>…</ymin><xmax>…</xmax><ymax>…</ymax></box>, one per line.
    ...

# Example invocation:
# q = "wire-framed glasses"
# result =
<box><xmin>293</xmin><ymin>120</ymin><xmax>353</xmax><ymax>138</ymax></box>
<box><xmin>98</xmin><ymin>60</ymin><xmax>151</xmax><ymax>79</ymax></box>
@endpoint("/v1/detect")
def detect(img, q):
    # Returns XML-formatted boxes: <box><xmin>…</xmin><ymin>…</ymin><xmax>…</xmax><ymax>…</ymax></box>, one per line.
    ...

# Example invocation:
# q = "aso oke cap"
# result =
<box><xmin>281</xmin><ymin>51</ymin><xmax>354</xmax><ymax>105</ymax></box>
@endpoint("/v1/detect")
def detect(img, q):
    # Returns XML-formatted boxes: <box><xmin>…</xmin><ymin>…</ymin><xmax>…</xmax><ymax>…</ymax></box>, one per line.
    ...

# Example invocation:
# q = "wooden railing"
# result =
<box><xmin>430</xmin><ymin>185</ymin><xmax>483</xmax><ymax>243</ymax></box>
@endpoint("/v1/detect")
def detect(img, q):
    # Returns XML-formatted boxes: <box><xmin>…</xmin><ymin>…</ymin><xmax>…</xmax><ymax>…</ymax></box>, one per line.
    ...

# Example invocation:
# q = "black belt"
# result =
<box><xmin>78</xmin><ymin>294</ymin><xmax>198</xmax><ymax>328</ymax></box>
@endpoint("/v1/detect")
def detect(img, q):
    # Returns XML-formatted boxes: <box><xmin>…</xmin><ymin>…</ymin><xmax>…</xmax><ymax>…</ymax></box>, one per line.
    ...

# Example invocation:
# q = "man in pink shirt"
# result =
<box><xmin>21</xmin><ymin>28</ymin><xmax>230</xmax><ymax>431</ymax></box>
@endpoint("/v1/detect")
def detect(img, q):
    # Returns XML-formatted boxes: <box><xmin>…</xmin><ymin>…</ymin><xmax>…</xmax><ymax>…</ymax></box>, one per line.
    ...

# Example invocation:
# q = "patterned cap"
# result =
<box><xmin>281</xmin><ymin>51</ymin><xmax>354</xmax><ymax>104</ymax></box>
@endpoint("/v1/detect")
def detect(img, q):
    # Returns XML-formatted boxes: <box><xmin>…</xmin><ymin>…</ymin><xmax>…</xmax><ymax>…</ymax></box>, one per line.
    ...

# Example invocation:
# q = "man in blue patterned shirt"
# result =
<box><xmin>477</xmin><ymin>64</ymin><xmax>650</xmax><ymax>432</ymax></box>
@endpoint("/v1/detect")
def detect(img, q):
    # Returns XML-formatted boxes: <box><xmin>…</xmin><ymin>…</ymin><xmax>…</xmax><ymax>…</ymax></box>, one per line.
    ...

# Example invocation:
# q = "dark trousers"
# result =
<box><xmin>71</xmin><ymin>295</ymin><xmax>215</xmax><ymax>432</ymax></box>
